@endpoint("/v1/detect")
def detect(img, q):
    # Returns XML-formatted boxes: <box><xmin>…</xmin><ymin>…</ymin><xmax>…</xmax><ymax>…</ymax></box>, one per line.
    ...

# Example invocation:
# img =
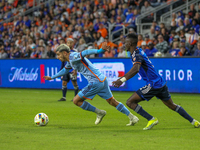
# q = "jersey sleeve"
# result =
<box><xmin>69</xmin><ymin>52</ymin><xmax>82</xmax><ymax>63</ymax></box>
<box><xmin>134</xmin><ymin>53</ymin><xmax>144</xmax><ymax>65</ymax></box>
<box><xmin>70</xmin><ymin>49</ymin><xmax>105</xmax><ymax>63</ymax></box>
<box><xmin>64</xmin><ymin>62</ymin><xmax>72</xmax><ymax>69</ymax></box>
<box><xmin>81</xmin><ymin>49</ymin><xmax>105</xmax><ymax>57</ymax></box>
<box><xmin>51</xmin><ymin>67</ymin><xmax>70</xmax><ymax>79</ymax></box>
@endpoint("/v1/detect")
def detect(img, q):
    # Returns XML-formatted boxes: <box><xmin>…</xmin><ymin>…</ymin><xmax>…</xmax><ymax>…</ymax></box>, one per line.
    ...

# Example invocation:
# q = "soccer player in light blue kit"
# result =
<box><xmin>43</xmin><ymin>43</ymin><xmax>139</xmax><ymax>125</ymax></box>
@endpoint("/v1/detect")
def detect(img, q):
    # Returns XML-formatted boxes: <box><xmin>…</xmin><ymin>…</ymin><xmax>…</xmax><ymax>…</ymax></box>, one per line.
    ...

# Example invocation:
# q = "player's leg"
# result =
<box><xmin>127</xmin><ymin>90</ymin><xmax>154</xmax><ymax>121</ymax></box>
<box><xmin>97</xmin><ymin>79</ymin><xmax>139</xmax><ymax>126</ymax></box>
<box><xmin>58</xmin><ymin>80</ymin><xmax>68</xmax><ymax>101</ymax></box>
<box><xmin>158</xmin><ymin>85</ymin><xmax>200</xmax><ymax>128</ymax></box>
<box><xmin>73</xmin><ymin>82</ymin><xmax>106</xmax><ymax>125</ymax></box>
<box><xmin>72</xmin><ymin>80</ymin><xmax>79</xmax><ymax>96</ymax></box>
<box><xmin>126</xmin><ymin>85</ymin><xmax>158</xmax><ymax>130</ymax></box>
<box><xmin>161</xmin><ymin>98</ymin><xmax>200</xmax><ymax>128</ymax></box>
<box><xmin>107</xmin><ymin>97</ymin><xmax>139</xmax><ymax>126</ymax></box>
<box><xmin>70</xmin><ymin>72</ymin><xmax>79</xmax><ymax>97</ymax></box>
<box><xmin>58</xmin><ymin>74</ymin><xmax>69</xmax><ymax>101</ymax></box>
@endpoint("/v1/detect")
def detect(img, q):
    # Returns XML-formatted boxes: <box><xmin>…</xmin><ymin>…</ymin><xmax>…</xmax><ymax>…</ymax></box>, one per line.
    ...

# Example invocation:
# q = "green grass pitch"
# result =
<box><xmin>0</xmin><ymin>88</ymin><xmax>199</xmax><ymax>150</ymax></box>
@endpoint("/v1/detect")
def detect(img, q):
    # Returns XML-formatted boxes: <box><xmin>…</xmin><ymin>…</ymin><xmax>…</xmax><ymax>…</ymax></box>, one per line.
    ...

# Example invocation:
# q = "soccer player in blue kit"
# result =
<box><xmin>43</xmin><ymin>43</ymin><xmax>139</xmax><ymax>125</ymax></box>
<box><xmin>58</xmin><ymin>38</ymin><xmax>79</xmax><ymax>101</ymax></box>
<box><xmin>112</xmin><ymin>33</ymin><xmax>200</xmax><ymax>130</ymax></box>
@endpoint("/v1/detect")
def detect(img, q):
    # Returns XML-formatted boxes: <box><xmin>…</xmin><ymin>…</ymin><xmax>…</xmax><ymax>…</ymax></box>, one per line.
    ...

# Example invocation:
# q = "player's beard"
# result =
<box><xmin>58</xmin><ymin>54</ymin><xmax>65</xmax><ymax>62</ymax></box>
<box><xmin>61</xmin><ymin>54</ymin><xmax>65</xmax><ymax>62</ymax></box>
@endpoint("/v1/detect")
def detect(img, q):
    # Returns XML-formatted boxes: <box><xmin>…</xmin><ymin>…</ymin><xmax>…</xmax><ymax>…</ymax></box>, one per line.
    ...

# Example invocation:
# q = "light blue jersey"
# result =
<box><xmin>51</xmin><ymin>49</ymin><xmax>113</xmax><ymax>100</ymax></box>
<box><xmin>66</xmin><ymin>52</ymin><xmax>106</xmax><ymax>82</ymax></box>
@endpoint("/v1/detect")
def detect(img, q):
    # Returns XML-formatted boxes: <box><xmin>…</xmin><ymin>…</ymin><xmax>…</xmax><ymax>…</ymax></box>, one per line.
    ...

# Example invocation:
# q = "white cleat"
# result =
<box><xmin>95</xmin><ymin>110</ymin><xmax>106</xmax><ymax>125</ymax></box>
<box><xmin>126</xmin><ymin>115</ymin><xmax>139</xmax><ymax>126</ymax></box>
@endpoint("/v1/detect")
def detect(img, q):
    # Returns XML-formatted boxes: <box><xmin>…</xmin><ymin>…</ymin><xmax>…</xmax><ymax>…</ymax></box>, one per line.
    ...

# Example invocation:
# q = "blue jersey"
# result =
<box><xmin>65</xmin><ymin>52</ymin><xmax>106</xmax><ymax>82</ymax></box>
<box><xmin>131</xmin><ymin>47</ymin><xmax>166</xmax><ymax>88</ymax></box>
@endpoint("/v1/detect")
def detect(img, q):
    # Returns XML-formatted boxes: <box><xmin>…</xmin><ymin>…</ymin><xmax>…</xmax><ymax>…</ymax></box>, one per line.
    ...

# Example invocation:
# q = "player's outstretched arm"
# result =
<box><xmin>81</xmin><ymin>42</ymin><xmax>110</xmax><ymax>57</ymax></box>
<box><xmin>43</xmin><ymin>76</ymin><xmax>52</xmax><ymax>80</ymax></box>
<box><xmin>112</xmin><ymin>63</ymin><xmax>141</xmax><ymax>88</ymax></box>
<box><xmin>43</xmin><ymin>68</ymin><xmax>70</xmax><ymax>80</ymax></box>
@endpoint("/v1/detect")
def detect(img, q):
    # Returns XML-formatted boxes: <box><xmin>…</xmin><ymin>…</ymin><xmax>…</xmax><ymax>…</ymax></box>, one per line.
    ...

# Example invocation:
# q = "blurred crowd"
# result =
<box><xmin>0</xmin><ymin>0</ymin><xmax>200</xmax><ymax>59</ymax></box>
<box><xmin>141</xmin><ymin>3</ymin><xmax>200</xmax><ymax>57</ymax></box>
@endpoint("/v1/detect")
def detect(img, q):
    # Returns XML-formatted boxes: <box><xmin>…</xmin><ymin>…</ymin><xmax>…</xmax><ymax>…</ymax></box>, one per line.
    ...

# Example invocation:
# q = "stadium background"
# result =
<box><xmin>0</xmin><ymin>0</ymin><xmax>200</xmax><ymax>92</ymax></box>
<box><xmin>0</xmin><ymin>1</ymin><xmax>200</xmax><ymax>150</ymax></box>
<box><xmin>0</xmin><ymin>57</ymin><xmax>200</xmax><ymax>93</ymax></box>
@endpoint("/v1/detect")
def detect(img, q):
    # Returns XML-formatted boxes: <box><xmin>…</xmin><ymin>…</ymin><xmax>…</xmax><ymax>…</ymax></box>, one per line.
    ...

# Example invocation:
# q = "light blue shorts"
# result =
<box><xmin>78</xmin><ymin>79</ymin><xmax>113</xmax><ymax>100</ymax></box>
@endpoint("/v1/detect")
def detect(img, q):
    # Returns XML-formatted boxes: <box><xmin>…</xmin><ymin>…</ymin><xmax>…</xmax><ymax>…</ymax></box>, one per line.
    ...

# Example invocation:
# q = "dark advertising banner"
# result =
<box><xmin>0</xmin><ymin>57</ymin><xmax>199</xmax><ymax>93</ymax></box>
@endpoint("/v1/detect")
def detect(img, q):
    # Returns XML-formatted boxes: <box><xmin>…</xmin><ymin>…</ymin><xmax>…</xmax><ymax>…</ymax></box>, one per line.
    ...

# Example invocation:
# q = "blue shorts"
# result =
<box><xmin>136</xmin><ymin>84</ymin><xmax>171</xmax><ymax>101</ymax></box>
<box><xmin>62</xmin><ymin>72</ymin><xmax>77</xmax><ymax>82</ymax></box>
<box><xmin>78</xmin><ymin>78</ymin><xmax>113</xmax><ymax>100</ymax></box>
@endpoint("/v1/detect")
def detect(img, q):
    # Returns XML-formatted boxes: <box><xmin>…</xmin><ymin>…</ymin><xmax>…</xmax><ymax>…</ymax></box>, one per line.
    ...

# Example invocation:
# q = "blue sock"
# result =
<box><xmin>80</xmin><ymin>101</ymin><xmax>96</xmax><ymax>112</ymax></box>
<box><xmin>116</xmin><ymin>103</ymin><xmax>130</xmax><ymax>116</ymax></box>
<box><xmin>175</xmin><ymin>105</ymin><xmax>193</xmax><ymax>123</ymax></box>
<box><xmin>62</xmin><ymin>85</ymin><xmax>67</xmax><ymax>98</ymax></box>
<box><xmin>134</xmin><ymin>104</ymin><xmax>153</xmax><ymax>121</ymax></box>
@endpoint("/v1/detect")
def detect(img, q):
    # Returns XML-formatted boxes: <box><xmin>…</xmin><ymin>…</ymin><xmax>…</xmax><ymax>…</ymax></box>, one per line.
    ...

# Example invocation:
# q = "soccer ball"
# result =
<box><xmin>34</xmin><ymin>113</ymin><xmax>49</xmax><ymax>126</ymax></box>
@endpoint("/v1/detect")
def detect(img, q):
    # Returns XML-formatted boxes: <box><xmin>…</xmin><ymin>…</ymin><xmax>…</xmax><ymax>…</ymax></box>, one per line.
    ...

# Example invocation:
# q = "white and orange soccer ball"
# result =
<box><xmin>34</xmin><ymin>113</ymin><xmax>49</xmax><ymax>126</ymax></box>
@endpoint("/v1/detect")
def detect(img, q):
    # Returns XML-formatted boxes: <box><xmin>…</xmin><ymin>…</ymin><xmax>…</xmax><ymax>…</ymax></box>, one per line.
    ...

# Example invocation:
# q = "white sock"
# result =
<box><xmin>150</xmin><ymin>117</ymin><xmax>155</xmax><ymax>121</ymax></box>
<box><xmin>191</xmin><ymin>119</ymin><xmax>195</xmax><ymax>125</ymax></box>
<box><xmin>94</xmin><ymin>108</ymin><xmax>101</xmax><ymax>114</ymax></box>
<box><xmin>128</xmin><ymin>113</ymin><xmax>134</xmax><ymax>120</ymax></box>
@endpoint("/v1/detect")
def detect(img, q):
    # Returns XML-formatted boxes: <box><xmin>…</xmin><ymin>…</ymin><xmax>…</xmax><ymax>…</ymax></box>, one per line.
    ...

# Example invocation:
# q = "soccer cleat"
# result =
<box><xmin>126</xmin><ymin>115</ymin><xmax>139</xmax><ymax>126</ymax></box>
<box><xmin>194</xmin><ymin>120</ymin><xmax>200</xmax><ymax>128</ymax></box>
<box><xmin>95</xmin><ymin>110</ymin><xmax>106</xmax><ymax>125</ymax></box>
<box><xmin>58</xmin><ymin>98</ymin><xmax>66</xmax><ymax>101</ymax></box>
<box><xmin>143</xmin><ymin>117</ymin><xmax>159</xmax><ymax>130</ymax></box>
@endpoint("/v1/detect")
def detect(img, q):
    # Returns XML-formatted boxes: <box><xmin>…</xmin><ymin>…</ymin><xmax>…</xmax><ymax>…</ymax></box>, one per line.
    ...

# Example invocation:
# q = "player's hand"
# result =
<box><xmin>101</xmin><ymin>42</ymin><xmax>110</xmax><ymax>51</ymax></box>
<box><xmin>112</xmin><ymin>79</ymin><xmax>123</xmax><ymax>88</ymax></box>
<box><xmin>43</xmin><ymin>76</ymin><xmax>52</xmax><ymax>80</ymax></box>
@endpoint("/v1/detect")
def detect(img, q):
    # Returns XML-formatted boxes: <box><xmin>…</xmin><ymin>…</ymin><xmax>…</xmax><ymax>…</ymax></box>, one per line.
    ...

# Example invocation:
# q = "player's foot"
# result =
<box><xmin>95</xmin><ymin>110</ymin><xmax>106</xmax><ymax>125</ymax></box>
<box><xmin>143</xmin><ymin>117</ymin><xmax>158</xmax><ymax>130</ymax></box>
<box><xmin>193</xmin><ymin>120</ymin><xmax>200</xmax><ymax>128</ymax></box>
<box><xmin>58</xmin><ymin>98</ymin><xmax>66</xmax><ymax>101</ymax></box>
<box><xmin>126</xmin><ymin>115</ymin><xmax>139</xmax><ymax>126</ymax></box>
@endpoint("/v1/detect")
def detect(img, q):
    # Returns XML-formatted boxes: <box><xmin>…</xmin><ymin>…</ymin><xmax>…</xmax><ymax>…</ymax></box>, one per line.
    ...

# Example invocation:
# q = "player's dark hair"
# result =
<box><xmin>56</xmin><ymin>44</ymin><xmax>70</xmax><ymax>53</ymax></box>
<box><xmin>127</xmin><ymin>33</ymin><xmax>138</xmax><ymax>46</ymax></box>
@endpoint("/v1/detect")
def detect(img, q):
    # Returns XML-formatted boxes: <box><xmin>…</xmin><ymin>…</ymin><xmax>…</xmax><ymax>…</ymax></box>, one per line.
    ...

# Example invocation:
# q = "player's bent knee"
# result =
<box><xmin>106</xmin><ymin>98</ymin><xmax>118</xmax><ymax>107</ymax></box>
<box><xmin>62</xmin><ymin>81</ymin><xmax>67</xmax><ymax>86</ymax></box>
<box><xmin>73</xmin><ymin>99</ymin><xmax>80</xmax><ymax>106</ymax></box>
<box><xmin>73</xmin><ymin>100</ymin><xmax>77</xmax><ymax>105</ymax></box>
<box><xmin>126</xmin><ymin>100</ymin><xmax>131</xmax><ymax>107</ymax></box>
<box><xmin>73</xmin><ymin>95</ymin><xmax>84</xmax><ymax>106</ymax></box>
<box><xmin>126</xmin><ymin>100</ymin><xmax>137</xmax><ymax>109</ymax></box>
